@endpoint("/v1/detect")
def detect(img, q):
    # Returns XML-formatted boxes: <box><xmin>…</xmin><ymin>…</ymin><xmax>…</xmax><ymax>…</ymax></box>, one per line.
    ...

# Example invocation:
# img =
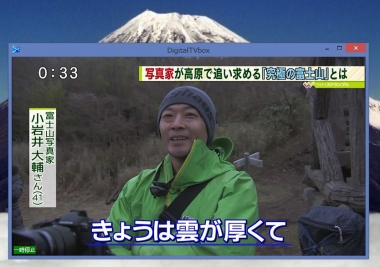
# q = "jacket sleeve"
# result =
<box><xmin>136</xmin><ymin>173</ymin><xmax>259</xmax><ymax>256</ymax></box>
<box><xmin>106</xmin><ymin>176</ymin><xmax>140</xmax><ymax>256</ymax></box>
<box><xmin>200</xmin><ymin>173</ymin><xmax>259</xmax><ymax>256</ymax></box>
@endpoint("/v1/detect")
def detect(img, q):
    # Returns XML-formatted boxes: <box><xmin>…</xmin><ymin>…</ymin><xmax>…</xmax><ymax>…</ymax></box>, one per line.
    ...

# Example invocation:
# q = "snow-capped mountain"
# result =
<box><xmin>370</xmin><ymin>97</ymin><xmax>380</xmax><ymax>130</ymax></box>
<box><xmin>370</xmin><ymin>97</ymin><xmax>380</xmax><ymax>212</ymax></box>
<box><xmin>99</xmin><ymin>10</ymin><xmax>249</xmax><ymax>43</ymax></box>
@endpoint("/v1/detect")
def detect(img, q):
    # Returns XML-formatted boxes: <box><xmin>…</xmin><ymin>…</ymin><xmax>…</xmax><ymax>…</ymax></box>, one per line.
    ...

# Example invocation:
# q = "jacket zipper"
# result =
<box><xmin>165</xmin><ymin>139</ymin><xmax>197</xmax><ymax>206</ymax></box>
<box><xmin>163</xmin><ymin>158</ymin><xmax>170</xmax><ymax>207</ymax></box>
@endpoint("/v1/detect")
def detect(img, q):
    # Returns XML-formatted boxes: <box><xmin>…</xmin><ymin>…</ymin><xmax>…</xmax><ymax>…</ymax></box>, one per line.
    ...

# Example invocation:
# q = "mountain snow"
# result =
<box><xmin>370</xmin><ymin>97</ymin><xmax>380</xmax><ymax>130</ymax></box>
<box><xmin>99</xmin><ymin>10</ymin><xmax>249</xmax><ymax>43</ymax></box>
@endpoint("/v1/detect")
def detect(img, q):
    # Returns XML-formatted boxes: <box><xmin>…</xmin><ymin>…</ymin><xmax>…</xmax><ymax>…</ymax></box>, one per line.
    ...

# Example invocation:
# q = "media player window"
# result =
<box><xmin>8</xmin><ymin>43</ymin><xmax>369</xmax><ymax>259</ymax></box>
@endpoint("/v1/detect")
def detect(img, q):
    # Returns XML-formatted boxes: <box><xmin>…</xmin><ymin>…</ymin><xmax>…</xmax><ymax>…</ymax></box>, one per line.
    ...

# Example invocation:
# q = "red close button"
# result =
<box><xmin>345</xmin><ymin>43</ymin><xmax>366</xmax><ymax>52</ymax></box>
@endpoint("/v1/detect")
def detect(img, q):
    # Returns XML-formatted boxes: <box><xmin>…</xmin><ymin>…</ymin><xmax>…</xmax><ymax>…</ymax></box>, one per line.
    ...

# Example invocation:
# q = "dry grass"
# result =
<box><xmin>12</xmin><ymin>107</ymin><xmax>310</xmax><ymax>198</ymax></box>
<box><xmin>13</xmin><ymin>132</ymin><xmax>170</xmax><ymax>197</ymax></box>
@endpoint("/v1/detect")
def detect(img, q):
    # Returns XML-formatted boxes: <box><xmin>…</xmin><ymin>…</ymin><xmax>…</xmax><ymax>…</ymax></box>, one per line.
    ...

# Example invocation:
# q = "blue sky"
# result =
<box><xmin>1</xmin><ymin>0</ymin><xmax>379</xmax><ymax>102</ymax></box>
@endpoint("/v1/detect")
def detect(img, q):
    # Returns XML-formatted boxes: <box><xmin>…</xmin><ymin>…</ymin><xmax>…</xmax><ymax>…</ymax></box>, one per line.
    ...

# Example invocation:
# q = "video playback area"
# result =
<box><xmin>10</xmin><ymin>55</ymin><xmax>367</xmax><ymax>258</ymax></box>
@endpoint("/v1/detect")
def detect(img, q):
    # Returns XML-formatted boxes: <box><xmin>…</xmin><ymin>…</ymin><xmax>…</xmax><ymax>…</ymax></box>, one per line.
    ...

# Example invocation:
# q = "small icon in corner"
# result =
<box><xmin>303</xmin><ymin>82</ymin><xmax>315</xmax><ymax>89</ymax></box>
<box><xmin>12</xmin><ymin>46</ymin><xmax>20</xmax><ymax>53</ymax></box>
<box><xmin>337</xmin><ymin>46</ymin><xmax>342</xmax><ymax>50</ymax></box>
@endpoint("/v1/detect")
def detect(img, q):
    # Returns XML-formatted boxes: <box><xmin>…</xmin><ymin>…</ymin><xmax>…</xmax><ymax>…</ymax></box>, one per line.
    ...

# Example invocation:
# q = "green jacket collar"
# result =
<box><xmin>162</xmin><ymin>137</ymin><xmax>235</xmax><ymax>188</ymax></box>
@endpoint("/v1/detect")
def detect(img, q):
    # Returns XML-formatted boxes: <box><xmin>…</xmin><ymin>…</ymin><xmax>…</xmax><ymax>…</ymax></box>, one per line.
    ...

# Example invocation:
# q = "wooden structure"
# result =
<box><xmin>303</xmin><ymin>57</ymin><xmax>365</xmax><ymax>215</ymax></box>
<box><xmin>106</xmin><ymin>188</ymin><xmax>119</xmax><ymax>205</ymax></box>
<box><xmin>233</xmin><ymin>152</ymin><xmax>263</xmax><ymax>173</ymax></box>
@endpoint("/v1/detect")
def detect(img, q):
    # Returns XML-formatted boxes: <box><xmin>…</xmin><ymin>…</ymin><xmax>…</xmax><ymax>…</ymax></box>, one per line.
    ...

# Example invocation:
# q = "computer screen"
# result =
<box><xmin>8</xmin><ymin>43</ymin><xmax>369</xmax><ymax>259</ymax></box>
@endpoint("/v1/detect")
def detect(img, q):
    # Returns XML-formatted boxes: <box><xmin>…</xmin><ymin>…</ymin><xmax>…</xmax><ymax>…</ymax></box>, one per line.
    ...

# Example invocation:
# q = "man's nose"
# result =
<box><xmin>171</xmin><ymin>114</ymin><xmax>185</xmax><ymax>129</ymax></box>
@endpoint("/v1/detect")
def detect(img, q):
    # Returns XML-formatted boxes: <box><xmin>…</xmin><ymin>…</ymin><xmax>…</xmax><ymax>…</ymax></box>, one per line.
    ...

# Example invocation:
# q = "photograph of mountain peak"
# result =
<box><xmin>369</xmin><ymin>98</ymin><xmax>380</xmax><ymax>212</ymax></box>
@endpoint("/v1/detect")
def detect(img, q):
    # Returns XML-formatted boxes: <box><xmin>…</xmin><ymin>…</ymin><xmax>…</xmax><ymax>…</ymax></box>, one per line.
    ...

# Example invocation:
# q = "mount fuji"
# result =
<box><xmin>99</xmin><ymin>10</ymin><xmax>249</xmax><ymax>43</ymax></box>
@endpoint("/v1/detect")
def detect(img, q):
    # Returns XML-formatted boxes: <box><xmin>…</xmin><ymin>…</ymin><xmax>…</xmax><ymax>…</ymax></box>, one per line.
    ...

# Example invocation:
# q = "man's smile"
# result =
<box><xmin>170</xmin><ymin>135</ymin><xmax>189</xmax><ymax>141</ymax></box>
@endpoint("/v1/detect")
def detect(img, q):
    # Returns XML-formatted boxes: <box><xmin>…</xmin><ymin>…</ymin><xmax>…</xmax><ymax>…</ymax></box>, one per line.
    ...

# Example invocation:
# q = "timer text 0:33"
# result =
<box><xmin>38</xmin><ymin>67</ymin><xmax>78</xmax><ymax>79</ymax></box>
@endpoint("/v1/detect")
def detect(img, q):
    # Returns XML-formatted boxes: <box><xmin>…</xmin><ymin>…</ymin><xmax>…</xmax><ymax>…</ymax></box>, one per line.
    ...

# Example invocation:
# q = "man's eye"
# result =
<box><xmin>186</xmin><ymin>113</ymin><xmax>196</xmax><ymax>117</ymax></box>
<box><xmin>163</xmin><ymin>114</ymin><xmax>172</xmax><ymax>118</ymax></box>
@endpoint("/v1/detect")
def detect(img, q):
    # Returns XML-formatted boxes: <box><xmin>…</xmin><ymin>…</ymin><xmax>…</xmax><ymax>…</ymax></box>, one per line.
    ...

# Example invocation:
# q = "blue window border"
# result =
<box><xmin>8</xmin><ymin>43</ymin><xmax>369</xmax><ymax>260</ymax></box>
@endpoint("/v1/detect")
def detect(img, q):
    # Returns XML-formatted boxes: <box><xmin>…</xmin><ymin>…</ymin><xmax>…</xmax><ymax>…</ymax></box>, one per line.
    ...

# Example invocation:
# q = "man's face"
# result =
<box><xmin>159</xmin><ymin>104</ymin><xmax>208</xmax><ymax>160</ymax></box>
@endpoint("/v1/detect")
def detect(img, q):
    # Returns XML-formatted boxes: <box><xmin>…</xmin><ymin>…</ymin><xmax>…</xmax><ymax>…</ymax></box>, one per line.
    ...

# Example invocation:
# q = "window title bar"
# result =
<box><xmin>9</xmin><ymin>43</ymin><xmax>368</xmax><ymax>57</ymax></box>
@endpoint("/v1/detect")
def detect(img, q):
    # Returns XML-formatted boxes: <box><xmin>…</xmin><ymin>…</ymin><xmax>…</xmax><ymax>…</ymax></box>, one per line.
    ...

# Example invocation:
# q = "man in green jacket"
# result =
<box><xmin>106</xmin><ymin>86</ymin><xmax>259</xmax><ymax>256</ymax></box>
